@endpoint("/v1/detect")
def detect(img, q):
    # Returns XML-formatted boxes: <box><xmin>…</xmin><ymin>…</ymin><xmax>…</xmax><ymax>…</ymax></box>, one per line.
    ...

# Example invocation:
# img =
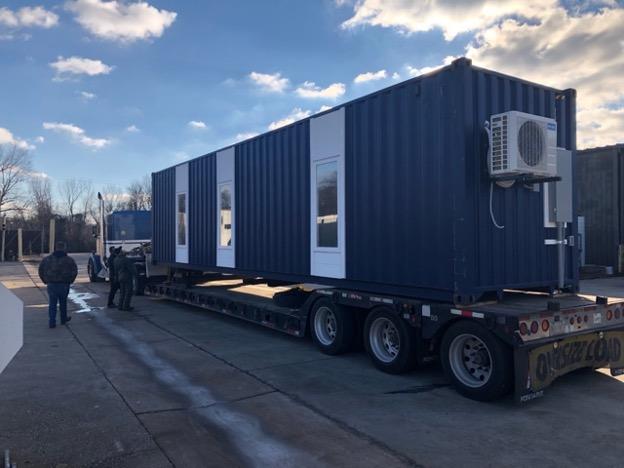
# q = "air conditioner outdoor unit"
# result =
<box><xmin>489</xmin><ymin>111</ymin><xmax>557</xmax><ymax>178</ymax></box>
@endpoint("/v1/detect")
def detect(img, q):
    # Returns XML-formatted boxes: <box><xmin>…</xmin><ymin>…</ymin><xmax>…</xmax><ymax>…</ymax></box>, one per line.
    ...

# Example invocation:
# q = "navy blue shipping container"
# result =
<box><xmin>152</xmin><ymin>58</ymin><xmax>578</xmax><ymax>303</ymax></box>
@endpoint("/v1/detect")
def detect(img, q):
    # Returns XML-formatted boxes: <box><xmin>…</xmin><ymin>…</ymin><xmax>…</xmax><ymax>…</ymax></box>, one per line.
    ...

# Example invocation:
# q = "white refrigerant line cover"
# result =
<box><xmin>310</xmin><ymin>107</ymin><xmax>346</xmax><ymax>279</ymax></box>
<box><xmin>175</xmin><ymin>163</ymin><xmax>189</xmax><ymax>264</ymax></box>
<box><xmin>0</xmin><ymin>282</ymin><xmax>23</xmax><ymax>374</ymax></box>
<box><xmin>217</xmin><ymin>147</ymin><xmax>235</xmax><ymax>268</ymax></box>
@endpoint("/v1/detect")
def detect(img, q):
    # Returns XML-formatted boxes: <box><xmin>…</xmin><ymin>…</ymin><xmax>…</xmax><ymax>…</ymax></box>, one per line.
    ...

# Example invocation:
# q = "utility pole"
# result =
<box><xmin>49</xmin><ymin>218</ymin><xmax>55</xmax><ymax>254</ymax></box>
<box><xmin>1</xmin><ymin>215</ymin><xmax>6</xmax><ymax>262</ymax></box>
<box><xmin>17</xmin><ymin>228</ymin><xmax>23</xmax><ymax>262</ymax></box>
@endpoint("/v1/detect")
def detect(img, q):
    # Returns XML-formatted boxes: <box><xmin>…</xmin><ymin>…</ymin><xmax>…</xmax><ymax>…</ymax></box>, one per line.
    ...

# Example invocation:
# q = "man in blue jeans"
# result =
<box><xmin>38</xmin><ymin>242</ymin><xmax>78</xmax><ymax>328</ymax></box>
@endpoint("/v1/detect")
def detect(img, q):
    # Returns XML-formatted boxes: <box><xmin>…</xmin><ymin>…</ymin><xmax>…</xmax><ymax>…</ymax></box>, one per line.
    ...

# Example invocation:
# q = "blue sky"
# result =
<box><xmin>1</xmin><ymin>0</ymin><xmax>623</xmax><ymax>194</ymax></box>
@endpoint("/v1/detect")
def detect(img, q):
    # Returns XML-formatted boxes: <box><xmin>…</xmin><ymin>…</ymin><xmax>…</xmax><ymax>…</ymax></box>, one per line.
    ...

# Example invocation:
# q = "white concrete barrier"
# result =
<box><xmin>0</xmin><ymin>282</ymin><xmax>23</xmax><ymax>374</ymax></box>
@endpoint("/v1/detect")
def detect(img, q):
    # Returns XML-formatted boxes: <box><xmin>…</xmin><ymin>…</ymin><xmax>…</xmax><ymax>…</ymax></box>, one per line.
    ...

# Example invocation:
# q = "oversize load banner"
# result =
<box><xmin>529</xmin><ymin>331</ymin><xmax>624</xmax><ymax>391</ymax></box>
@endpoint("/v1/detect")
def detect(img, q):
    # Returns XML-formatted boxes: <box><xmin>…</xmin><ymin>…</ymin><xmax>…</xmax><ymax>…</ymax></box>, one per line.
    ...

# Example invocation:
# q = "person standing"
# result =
<box><xmin>106</xmin><ymin>246</ymin><xmax>120</xmax><ymax>308</ymax></box>
<box><xmin>114</xmin><ymin>250</ymin><xmax>137</xmax><ymax>311</ymax></box>
<box><xmin>38</xmin><ymin>241</ymin><xmax>78</xmax><ymax>328</ymax></box>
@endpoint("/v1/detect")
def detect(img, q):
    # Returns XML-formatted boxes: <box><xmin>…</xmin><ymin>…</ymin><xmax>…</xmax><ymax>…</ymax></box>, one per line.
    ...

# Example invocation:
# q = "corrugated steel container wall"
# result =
<box><xmin>344</xmin><ymin>67</ymin><xmax>458</xmax><ymax>294</ymax></box>
<box><xmin>462</xmin><ymin>66</ymin><xmax>578</xmax><ymax>297</ymax></box>
<box><xmin>189</xmin><ymin>154</ymin><xmax>217</xmax><ymax>267</ymax></box>
<box><xmin>576</xmin><ymin>145</ymin><xmax>623</xmax><ymax>267</ymax></box>
<box><xmin>152</xmin><ymin>59</ymin><xmax>578</xmax><ymax>302</ymax></box>
<box><xmin>236</xmin><ymin>121</ymin><xmax>310</xmax><ymax>275</ymax></box>
<box><xmin>152</xmin><ymin>168</ymin><xmax>175</xmax><ymax>264</ymax></box>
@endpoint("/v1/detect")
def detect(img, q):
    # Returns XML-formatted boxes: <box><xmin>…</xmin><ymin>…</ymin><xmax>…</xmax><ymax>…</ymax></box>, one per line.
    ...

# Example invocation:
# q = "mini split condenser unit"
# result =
<box><xmin>489</xmin><ymin>111</ymin><xmax>558</xmax><ymax>178</ymax></box>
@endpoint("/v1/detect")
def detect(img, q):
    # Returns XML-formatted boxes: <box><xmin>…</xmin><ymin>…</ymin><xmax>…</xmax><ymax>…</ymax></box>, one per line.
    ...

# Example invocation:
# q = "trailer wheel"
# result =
<box><xmin>133</xmin><ymin>276</ymin><xmax>145</xmax><ymax>296</ymax></box>
<box><xmin>310</xmin><ymin>298</ymin><xmax>355</xmax><ymax>355</ymax></box>
<box><xmin>441</xmin><ymin>320</ymin><xmax>513</xmax><ymax>401</ymax></box>
<box><xmin>87</xmin><ymin>259</ymin><xmax>98</xmax><ymax>283</ymax></box>
<box><xmin>364</xmin><ymin>308</ymin><xmax>418</xmax><ymax>374</ymax></box>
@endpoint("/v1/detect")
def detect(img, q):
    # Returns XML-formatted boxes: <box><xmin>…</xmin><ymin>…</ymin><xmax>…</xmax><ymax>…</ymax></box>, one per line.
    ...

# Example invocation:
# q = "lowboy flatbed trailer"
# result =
<box><xmin>146</xmin><ymin>278</ymin><xmax>624</xmax><ymax>402</ymax></box>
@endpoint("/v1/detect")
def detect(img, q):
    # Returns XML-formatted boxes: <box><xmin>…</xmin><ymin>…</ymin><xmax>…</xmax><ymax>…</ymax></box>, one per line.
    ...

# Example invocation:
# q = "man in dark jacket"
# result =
<box><xmin>38</xmin><ymin>242</ymin><xmax>78</xmax><ymax>328</ymax></box>
<box><xmin>114</xmin><ymin>250</ymin><xmax>137</xmax><ymax>311</ymax></box>
<box><xmin>106</xmin><ymin>246</ymin><xmax>120</xmax><ymax>308</ymax></box>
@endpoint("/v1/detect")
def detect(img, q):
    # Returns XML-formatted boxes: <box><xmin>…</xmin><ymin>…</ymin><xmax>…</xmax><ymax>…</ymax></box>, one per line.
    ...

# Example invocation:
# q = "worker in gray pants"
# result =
<box><xmin>113</xmin><ymin>251</ymin><xmax>137</xmax><ymax>311</ymax></box>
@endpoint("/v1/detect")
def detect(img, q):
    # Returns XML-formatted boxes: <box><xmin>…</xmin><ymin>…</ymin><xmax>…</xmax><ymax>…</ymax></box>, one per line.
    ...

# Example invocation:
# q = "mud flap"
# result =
<box><xmin>514</xmin><ymin>347</ymin><xmax>544</xmax><ymax>403</ymax></box>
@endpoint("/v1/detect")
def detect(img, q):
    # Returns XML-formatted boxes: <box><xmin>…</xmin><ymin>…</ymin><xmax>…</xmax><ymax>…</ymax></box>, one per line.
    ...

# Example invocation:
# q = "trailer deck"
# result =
<box><xmin>146</xmin><ymin>275</ymin><xmax>624</xmax><ymax>402</ymax></box>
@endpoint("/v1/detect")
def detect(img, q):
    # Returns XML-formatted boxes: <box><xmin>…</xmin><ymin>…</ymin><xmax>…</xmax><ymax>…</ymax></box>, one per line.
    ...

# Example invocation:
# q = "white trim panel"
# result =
<box><xmin>175</xmin><ymin>163</ymin><xmax>189</xmax><ymax>264</ymax></box>
<box><xmin>0</xmin><ymin>282</ymin><xmax>23</xmax><ymax>375</ymax></box>
<box><xmin>310</xmin><ymin>107</ymin><xmax>346</xmax><ymax>279</ymax></box>
<box><xmin>217</xmin><ymin>147</ymin><xmax>235</xmax><ymax>268</ymax></box>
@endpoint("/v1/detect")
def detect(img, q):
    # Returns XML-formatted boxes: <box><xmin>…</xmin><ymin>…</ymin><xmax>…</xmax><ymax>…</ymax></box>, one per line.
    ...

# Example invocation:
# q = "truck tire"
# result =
<box><xmin>441</xmin><ymin>320</ymin><xmax>513</xmax><ymax>401</ymax></box>
<box><xmin>133</xmin><ymin>276</ymin><xmax>145</xmax><ymax>296</ymax></box>
<box><xmin>87</xmin><ymin>259</ymin><xmax>98</xmax><ymax>283</ymax></box>
<box><xmin>364</xmin><ymin>308</ymin><xmax>418</xmax><ymax>374</ymax></box>
<box><xmin>310</xmin><ymin>298</ymin><xmax>356</xmax><ymax>355</ymax></box>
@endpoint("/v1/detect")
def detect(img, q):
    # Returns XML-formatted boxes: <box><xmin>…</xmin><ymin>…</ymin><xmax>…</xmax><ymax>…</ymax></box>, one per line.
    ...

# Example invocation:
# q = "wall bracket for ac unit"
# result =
<box><xmin>491</xmin><ymin>174</ymin><xmax>561</xmax><ymax>185</ymax></box>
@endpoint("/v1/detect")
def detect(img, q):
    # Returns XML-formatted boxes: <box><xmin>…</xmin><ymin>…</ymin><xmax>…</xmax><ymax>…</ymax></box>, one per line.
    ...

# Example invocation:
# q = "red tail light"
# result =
<box><xmin>530</xmin><ymin>321</ymin><xmax>539</xmax><ymax>334</ymax></box>
<box><xmin>541</xmin><ymin>320</ymin><xmax>550</xmax><ymax>332</ymax></box>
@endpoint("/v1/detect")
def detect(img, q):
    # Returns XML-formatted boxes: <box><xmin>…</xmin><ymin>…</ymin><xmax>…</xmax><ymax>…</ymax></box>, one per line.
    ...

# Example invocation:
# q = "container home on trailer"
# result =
<box><xmin>148</xmin><ymin>58</ymin><xmax>624</xmax><ymax>402</ymax></box>
<box><xmin>576</xmin><ymin>144</ymin><xmax>624</xmax><ymax>272</ymax></box>
<box><xmin>152</xmin><ymin>57</ymin><xmax>578</xmax><ymax>303</ymax></box>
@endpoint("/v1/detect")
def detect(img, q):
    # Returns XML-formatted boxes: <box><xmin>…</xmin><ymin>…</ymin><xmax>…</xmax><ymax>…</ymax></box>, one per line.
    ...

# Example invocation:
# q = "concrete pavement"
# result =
<box><xmin>1</xmin><ymin>254</ymin><xmax>623</xmax><ymax>467</ymax></box>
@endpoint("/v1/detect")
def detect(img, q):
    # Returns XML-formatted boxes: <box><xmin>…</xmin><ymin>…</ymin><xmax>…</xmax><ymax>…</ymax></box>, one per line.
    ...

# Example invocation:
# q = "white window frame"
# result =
<box><xmin>216</xmin><ymin>147</ymin><xmax>235</xmax><ymax>268</ymax></box>
<box><xmin>176</xmin><ymin>192</ymin><xmax>188</xmax><ymax>247</ymax></box>
<box><xmin>218</xmin><ymin>182</ymin><xmax>233</xmax><ymax>249</ymax></box>
<box><xmin>175</xmin><ymin>163</ymin><xmax>189</xmax><ymax>264</ymax></box>
<box><xmin>310</xmin><ymin>108</ymin><xmax>345</xmax><ymax>279</ymax></box>
<box><xmin>312</xmin><ymin>156</ymin><xmax>341</xmax><ymax>252</ymax></box>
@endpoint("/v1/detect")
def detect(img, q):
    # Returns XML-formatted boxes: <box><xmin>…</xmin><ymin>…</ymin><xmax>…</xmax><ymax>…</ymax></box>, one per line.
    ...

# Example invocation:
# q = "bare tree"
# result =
<box><xmin>101</xmin><ymin>184</ymin><xmax>127</xmax><ymax>215</ymax></box>
<box><xmin>0</xmin><ymin>144</ymin><xmax>32</xmax><ymax>216</ymax></box>
<box><xmin>80</xmin><ymin>183</ymin><xmax>96</xmax><ymax>224</ymax></box>
<box><xmin>126</xmin><ymin>175</ymin><xmax>152</xmax><ymax>210</ymax></box>
<box><xmin>29</xmin><ymin>176</ymin><xmax>54</xmax><ymax>222</ymax></box>
<box><xmin>58</xmin><ymin>178</ymin><xmax>88</xmax><ymax>220</ymax></box>
<box><xmin>141</xmin><ymin>174</ymin><xmax>152</xmax><ymax>209</ymax></box>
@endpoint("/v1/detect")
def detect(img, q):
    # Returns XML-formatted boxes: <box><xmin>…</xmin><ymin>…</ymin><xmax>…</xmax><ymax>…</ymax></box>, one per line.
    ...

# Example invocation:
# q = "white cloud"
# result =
<box><xmin>173</xmin><ymin>151</ymin><xmax>190</xmax><ymax>162</ymax></box>
<box><xmin>249</xmin><ymin>71</ymin><xmax>289</xmax><ymax>93</ymax></box>
<box><xmin>43</xmin><ymin>122</ymin><xmax>110</xmax><ymax>149</ymax></box>
<box><xmin>295</xmin><ymin>81</ymin><xmax>346</xmax><ymax>100</ymax></box>
<box><xmin>339</xmin><ymin>1</ymin><xmax>624</xmax><ymax>148</ymax></box>
<box><xmin>126</xmin><ymin>124</ymin><xmax>140</xmax><ymax>132</ymax></box>
<box><xmin>65</xmin><ymin>0</ymin><xmax>177</xmax><ymax>42</ymax></box>
<box><xmin>340</xmin><ymin>0</ymin><xmax>549</xmax><ymax>40</ymax></box>
<box><xmin>50</xmin><ymin>56</ymin><xmax>113</xmax><ymax>80</ymax></box>
<box><xmin>391</xmin><ymin>72</ymin><xmax>400</xmax><ymax>80</ymax></box>
<box><xmin>188</xmin><ymin>120</ymin><xmax>207</xmax><ymax>130</ymax></box>
<box><xmin>354</xmin><ymin>69</ymin><xmax>387</xmax><ymax>83</ymax></box>
<box><xmin>405</xmin><ymin>56</ymin><xmax>456</xmax><ymax>77</ymax></box>
<box><xmin>235</xmin><ymin>132</ymin><xmax>259</xmax><ymax>141</ymax></box>
<box><xmin>80</xmin><ymin>90</ymin><xmax>97</xmax><ymax>100</ymax></box>
<box><xmin>0</xmin><ymin>6</ymin><xmax>58</xmax><ymax>29</ymax></box>
<box><xmin>463</xmin><ymin>4</ymin><xmax>624</xmax><ymax>148</ymax></box>
<box><xmin>318</xmin><ymin>105</ymin><xmax>333</xmax><ymax>113</ymax></box>
<box><xmin>268</xmin><ymin>108</ymin><xmax>312</xmax><ymax>130</ymax></box>
<box><xmin>27</xmin><ymin>171</ymin><xmax>49</xmax><ymax>179</ymax></box>
<box><xmin>35</xmin><ymin>136</ymin><xmax>45</xmax><ymax>143</ymax></box>
<box><xmin>0</xmin><ymin>127</ymin><xmax>35</xmax><ymax>150</ymax></box>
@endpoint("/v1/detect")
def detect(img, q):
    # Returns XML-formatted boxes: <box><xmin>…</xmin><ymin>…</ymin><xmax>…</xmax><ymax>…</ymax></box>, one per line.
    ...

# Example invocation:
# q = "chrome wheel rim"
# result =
<box><xmin>314</xmin><ymin>306</ymin><xmax>337</xmax><ymax>346</ymax></box>
<box><xmin>369</xmin><ymin>317</ymin><xmax>400</xmax><ymax>363</ymax></box>
<box><xmin>448</xmin><ymin>333</ymin><xmax>493</xmax><ymax>388</ymax></box>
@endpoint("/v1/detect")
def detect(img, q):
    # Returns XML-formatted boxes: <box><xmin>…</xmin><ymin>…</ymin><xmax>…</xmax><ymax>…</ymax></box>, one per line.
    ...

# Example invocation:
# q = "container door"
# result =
<box><xmin>310</xmin><ymin>108</ymin><xmax>345</xmax><ymax>279</ymax></box>
<box><xmin>175</xmin><ymin>163</ymin><xmax>189</xmax><ymax>264</ymax></box>
<box><xmin>217</xmin><ymin>147</ymin><xmax>235</xmax><ymax>268</ymax></box>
